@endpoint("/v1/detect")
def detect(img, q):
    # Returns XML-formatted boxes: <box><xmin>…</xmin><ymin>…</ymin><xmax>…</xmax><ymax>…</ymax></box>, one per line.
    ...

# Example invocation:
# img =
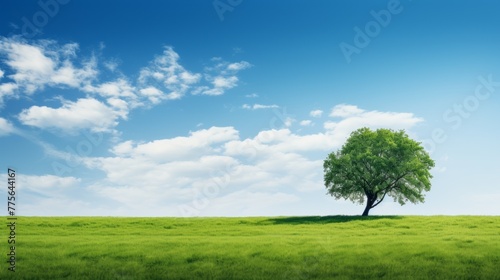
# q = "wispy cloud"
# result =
<box><xmin>242</xmin><ymin>103</ymin><xmax>279</xmax><ymax>110</ymax></box>
<box><xmin>0</xmin><ymin>37</ymin><xmax>252</xmax><ymax>134</ymax></box>
<box><xmin>227</xmin><ymin>61</ymin><xmax>252</xmax><ymax>71</ymax></box>
<box><xmin>310</xmin><ymin>109</ymin><xmax>323</xmax><ymax>118</ymax></box>
<box><xmin>138</xmin><ymin>46</ymin><xmax>201</xmax><ymax>99</ymax></box>
<box><xmin>193</xmin><ymin>59</ymin><xmax>252</xmax><ymax>96</ymax></box>
<box><xmin>103</xmin><ymin>59</ymin><xmax>120</xmax><ymax>72</ymax></box>
<box><xmin>300</xmin><ymin>120</ymin><xmax>312</xmax><ymax>126</ymax></box>
<box><xmin>0</xmin><ymin>37</ymin><xmax>97</xmax><ymax>96</ymax></box>
<box><xmin>0</xmin><ymin>117</ymin><xmax>14</xmax><ymax>136</ymax></box>
<box><xmin>0</xmin><ymin>82</ymin><xmax>18</xmax><ymax>104</ymax></box>
<box><xmin>137</xmin><ymin>47</ymin><xmax>251</xmax><ymax>97</ymax></box>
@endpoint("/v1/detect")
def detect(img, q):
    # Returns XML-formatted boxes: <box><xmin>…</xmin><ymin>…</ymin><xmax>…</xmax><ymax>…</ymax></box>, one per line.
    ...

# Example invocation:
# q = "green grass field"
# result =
<box><xmin>2</xmin><ymin>216</ymin><xmax>500</xmax><ymax>279</ymax></box>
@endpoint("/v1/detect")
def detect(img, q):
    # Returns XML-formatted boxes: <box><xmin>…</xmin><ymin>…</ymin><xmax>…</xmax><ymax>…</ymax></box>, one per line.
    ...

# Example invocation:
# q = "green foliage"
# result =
<box><xmin>2</xmin><ymin>216</ymin><xmax>499</xmax><ymax>279</ymax></box>
<box><xmin>324</xmin><ymin>127</ymin><xmax>435</xmax><ymax>215</ymax></box>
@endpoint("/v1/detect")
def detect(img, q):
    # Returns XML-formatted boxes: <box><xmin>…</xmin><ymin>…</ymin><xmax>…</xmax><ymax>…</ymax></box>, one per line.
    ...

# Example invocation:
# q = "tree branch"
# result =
<box><xmin>371</xmin><ymin>172</ymin><xmax>410</xmax><ymax>208</ymax></box>
<box><xmin>371</xmin><ymin>189</ymin><xmax>389</xmax><ymax>208</ymax></box>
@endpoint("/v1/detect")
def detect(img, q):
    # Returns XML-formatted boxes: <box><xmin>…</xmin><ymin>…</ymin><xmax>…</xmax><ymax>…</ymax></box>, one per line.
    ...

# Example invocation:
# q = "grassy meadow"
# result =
<box><xmin>2</xmin><ymin>216</ymin><xmax>500</xmax><ymax>279</ymax></box>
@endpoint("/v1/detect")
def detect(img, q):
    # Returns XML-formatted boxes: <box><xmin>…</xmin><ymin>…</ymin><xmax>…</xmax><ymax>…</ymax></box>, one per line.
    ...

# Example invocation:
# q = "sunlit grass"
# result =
<box><xmin>3</xmin><ymin>216</ymin><xmax>500</xmax><ymax>279</ymax></box>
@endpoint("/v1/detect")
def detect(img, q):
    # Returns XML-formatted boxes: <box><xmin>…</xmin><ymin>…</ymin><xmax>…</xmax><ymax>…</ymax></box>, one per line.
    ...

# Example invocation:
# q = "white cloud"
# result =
<box><xmin>2</xmin><ymin>41</ymin><xmax>55</xmax><ymax>88</ymax></box>
<box><xmin>139</xmin><ymin>86</ymin><xmax>164</xmax><ymax>104</ymax></box>
<box><xmin>139</xmin><ymin>48</ymin><xmax>249</xmax><ymax>97</ymax></box>
<box><xmin>83</xmin><ymin>78</ymin><xmax>141</xmax><ymax>109</ymax></box>
<box><xmin>60</xmin><ymin>43</ymin><xmax>79</xmax><ymax>57</ymax></box>
<box><xmin>103</xmin><ymin>60</ymin><xmax>119</xmax><ymax>72</ymax></box>
<box><xmin>0</xmin><ymin>36</ymin><xmax>251</xmax><ymax>101</ymax></box>
<box><xmin>22</xmin><ymin>175</ymin><xmax>81</xmax><ymax>190</ymax></box>
<box><xmin>0</xmin><ymin>37</ymin><xmax>97</xmax><ymax>95</ymax></box>
<box><xmin>18</xmin><ymin>97</ymin><xmax>125</xmax><ymax>133</ymax></box>
<box><xmin>138</xmin><ymin>46</ymin><xmax>201</xmax><ymax>99</ymax></box>
<box><xmin>193</xmin><ymin>59</ymin><xmax>251</xmax><ymax>96</ymax></box>
<box><xmin>70</xmin><ymin>105</ymin><xmax>424</xmax><ymax>216</ymax></box>
<box><xmin>245</xmin><ymin>93</ymin><xmax>258</xmax><ymax>98</ymax></box>
<box><xmin>179</xmin><ymin>71</ymin><xmax>201</xmax><ymax>84</ymax></box>
<box><xmin>254</xmin><ymin>104</ymin><xmax>279</xmax><ymax>110</ymax></box>
<box><xmin>106</xmin><ymin>97</ymin><xmax>129</xmax><ymax>119</ymax></box>
<box><xmin>85</xmin><ymin>79</ymin><xmax>135</xmax><ymax>98</ymax></box>
<box><xmin>310</xmin><ymin>109</ymin><xmax>323</xmax><ymax>118</ymax></box>
<box><xmin>0</xmin><ymin>173</ymin><xmax>82</xmax><ymax>202</ymax></box>
<box><xmin>323</xmin><ymin>121</ymin><xmax>337</xmax><ymax>130</ymax></box>
<box><xmin>326</xmin><ymin>105</ymin><xmax>422</xmax><ymax>133</ymax></box>
<box><xmin>194</xmin><ymin>76</ymin><xmax>239</xmax><ymax>96</ymax></box>
<box><xmin>284</xmin><ymin>117</ymin><xmax>294</xmax><ymax>127</ymax></box>
<box><xmin>213</xmin><ymin>75</ymin><xmax>238</xmax><ymax>88</ymax></box>
<box><xmin>0</xmin><ymin>37</ymin><xmax>252</xmax><ymax>134</ymax></box>
<box><xmin>224</xmin><ymin>129</ymin><xmax>333</xmax><ymax>156</ymax></box>
<box><xmin>321</xmin><ymin>104</ymin><xmax>423</xmax><ymax>146</ymax></box>
<box><xmin>227</xmin><ymin>106</ymin><xmax>423</xmax><ymax>156</ymax></box>
<box><xmin>6</xmin><ymin>103</ymin><xmax>425</xmax><ymax>216</ymax></box>
<box><xmin>227</xmin><ymin>61</ymin><xmax>252</xmax><ymax>71</ymax></box>
<box><xmin>110</xmin><ymin>140</ymin><xmax>134</xmax><ymax>156</ymax></box>
<box><xmin>0</xmin><ymin>117</ymin><xmax>14</xmax><ymax>136</ymax></box>
<box><xmin>243</xmin><ymin>103</ymin><xmax>280</xmax><ymax>110</ymax></box>
<box><xmin>0</xmin><ymin>173</ymin><xmax>102</xmax><ymax>216</ymax></box>
<box><xmin>107</xmin><ymin>126</ymin><xmax>239</xmax><ymax>161</ymax></box>
<box><xmin>51</xmin><ymin>58</ymin><xmax>97</xmax><ymax>88</ymax></box>
<box><xmin>300</xmin><ymin>120</ymin><xmax>312</xmax><ymax>126</ymax></box>
<box><xmin>82</xmin><ymin>126</ymin><xmax>323</xmax><ymax>211</ymax></box>
<box><xmin>0</xmin><ymin>82</ymin><xmax>18</xmax><ymax>102</ymax></box>
<box><xmin>329</xmin><ymin>104</ymin><xmax>364</xmax><ymax>117</ymax></box>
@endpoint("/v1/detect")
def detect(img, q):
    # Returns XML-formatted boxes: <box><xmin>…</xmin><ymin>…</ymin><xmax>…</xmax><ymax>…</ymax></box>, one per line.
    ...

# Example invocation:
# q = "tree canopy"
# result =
<box><xmin>323</xmin><ymin>127</ymin><xmax>435</xmax><ymax>216</ymax></box>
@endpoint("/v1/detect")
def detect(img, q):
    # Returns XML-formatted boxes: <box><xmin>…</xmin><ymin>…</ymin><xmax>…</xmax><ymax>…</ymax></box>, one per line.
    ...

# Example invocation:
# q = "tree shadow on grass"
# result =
<box><xmin>264</xmin><ymin>215</ymin><xmax>402</xmax><ymax>225</ymax></box>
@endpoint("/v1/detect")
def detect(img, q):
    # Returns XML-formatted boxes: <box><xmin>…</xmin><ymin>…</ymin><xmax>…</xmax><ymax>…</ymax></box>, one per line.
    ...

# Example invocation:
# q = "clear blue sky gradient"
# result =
<box><xmin>0</xmin><ymin>0</ymin><xmax>499</xmax><ymax>216</ymax></box>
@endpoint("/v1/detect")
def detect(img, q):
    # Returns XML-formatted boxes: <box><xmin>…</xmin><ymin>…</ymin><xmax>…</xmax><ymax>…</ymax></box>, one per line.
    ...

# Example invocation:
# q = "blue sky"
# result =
<box><xmin>0</xmin><ymin>0</ymin><xmax>499</xmax><ymax>216</ymax></box>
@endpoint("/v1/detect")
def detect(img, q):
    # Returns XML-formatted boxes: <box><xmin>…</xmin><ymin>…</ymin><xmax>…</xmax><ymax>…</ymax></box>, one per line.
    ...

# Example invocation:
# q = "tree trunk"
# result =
<box><xmin>362</xmin><ymin>196</ymin><xmax>374</xmax><ymax>216</ymax></box>
<box><xmin>362</xmin><ymin>203</ymin><xmax>371</xmax><ymax>216</ymax></box>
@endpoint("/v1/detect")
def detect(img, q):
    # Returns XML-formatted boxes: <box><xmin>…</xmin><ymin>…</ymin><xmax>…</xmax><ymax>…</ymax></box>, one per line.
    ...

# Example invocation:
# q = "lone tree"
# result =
<box><xmin>323</xmin><ymin>127</ymin><xmax>435</xmax><ymax>216</ymax></box>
